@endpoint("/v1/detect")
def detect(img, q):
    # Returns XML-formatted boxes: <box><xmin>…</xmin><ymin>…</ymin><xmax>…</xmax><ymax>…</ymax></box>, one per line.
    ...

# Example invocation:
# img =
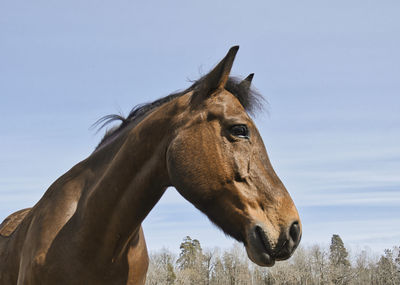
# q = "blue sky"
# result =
<box><xmin>1</xmin><ymin>0</ymin><xmax>399</xmax><ymax>254</ymax></box>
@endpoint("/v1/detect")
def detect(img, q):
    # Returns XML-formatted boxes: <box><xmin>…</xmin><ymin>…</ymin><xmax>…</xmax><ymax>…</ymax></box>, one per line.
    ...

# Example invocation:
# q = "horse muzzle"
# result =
<box><xmin>245</xmin><ymin>221</ymin><xmax>302</xmax><ymax>266</ymax></box>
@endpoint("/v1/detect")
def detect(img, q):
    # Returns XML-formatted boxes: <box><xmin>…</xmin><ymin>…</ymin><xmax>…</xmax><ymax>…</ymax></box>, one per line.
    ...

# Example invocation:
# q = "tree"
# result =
<box><xmin>310</xmin><ymin>244</ymin><xmax>330</xmax><ymax>284</ymax></box>
<box><xmin>353</xmin><ymin>249</ymin><xmax>372</xmax><ymax>285</ymax></box>
<box><xmin>329</xmin><ymin>234</ymin><xmax>351</xmax><ymax>284</ymax></box>
<box><xmin>146</xmin><ymin>248</ymin><xmax>176</xmax><ymax>285</ymax></box>
<box><xmin>394</xmin><ymin>246</ymin><xmax>400</xmax><ymax>273</ymax></box>
<box><xmin>202</xmin><ymin>249</ymin><xmax>215</xmax><ymax>285</ymax></box>
<box><xmin>221</xmin><ymin>243</ymin><xmax>251</xmax><ymax>284</ymax></box>
<box><xmin>175</xmin><ymin>236</ymin><xmax>207</xmax><ymax>284</ymax></box>
<box><xmin>210</xmin><ymin>252</ymin><xmax>227</xmax><ymax>285</ymax></box>
<box><xmin>290</xmin><ymin>246</ymin><xmax>313</xmax><ymax>284</ymax></box>
<box><xmin>375</xmin><ymin>248</ymin><xmax>400</xmax><ymax>285</ymax></box>
<box><xmin>177</xmin><ymin>236</ymin><xmax>203</xmax><ymax>270</ymax></box>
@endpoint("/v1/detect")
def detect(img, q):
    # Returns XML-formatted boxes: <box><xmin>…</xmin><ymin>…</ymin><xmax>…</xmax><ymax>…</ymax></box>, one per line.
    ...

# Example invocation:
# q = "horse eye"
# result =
<box><xmin>230</xmin><ymin>125</ymin><xmax>249</xmax><ymax>138</ymax></box>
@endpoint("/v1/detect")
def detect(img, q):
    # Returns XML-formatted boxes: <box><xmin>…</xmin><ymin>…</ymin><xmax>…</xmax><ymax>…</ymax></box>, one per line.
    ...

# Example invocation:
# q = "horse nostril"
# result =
<box><xmin>274</xmin><ymin>221</ymin><xmax>302</xmax><ymax>260</ymax></box>
<box><xmin>289</xmin><ymin>221</ymin><xmax>301</xmax><ymax>245</ymax></box>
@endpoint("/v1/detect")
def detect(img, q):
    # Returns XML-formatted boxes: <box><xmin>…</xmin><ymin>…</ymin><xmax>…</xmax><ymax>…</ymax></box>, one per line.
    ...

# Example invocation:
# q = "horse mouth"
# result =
<box><xmin>245</xmin><ymin>225</ymin><xmax>276</xmax><ymax>267</ymax></box>
<box><xmin>255</xmin><ymin>226</ymin><xmax>272</xmax><ymax>252</ymax></box>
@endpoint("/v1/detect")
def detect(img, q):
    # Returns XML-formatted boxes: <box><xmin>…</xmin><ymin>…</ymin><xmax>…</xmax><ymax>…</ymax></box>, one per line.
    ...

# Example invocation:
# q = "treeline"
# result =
<box><xmin>145</xmin><ymin>235</ymin><xmax>400</xmax><ymax>285</ymax></box>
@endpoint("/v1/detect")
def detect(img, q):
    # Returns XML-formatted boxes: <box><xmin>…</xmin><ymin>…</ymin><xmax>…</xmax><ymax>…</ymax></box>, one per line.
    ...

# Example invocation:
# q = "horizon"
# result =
<box><xmin>1</xmin><ymin>0</ymin><xmax>399</xmax><ymax>256</ymax></box>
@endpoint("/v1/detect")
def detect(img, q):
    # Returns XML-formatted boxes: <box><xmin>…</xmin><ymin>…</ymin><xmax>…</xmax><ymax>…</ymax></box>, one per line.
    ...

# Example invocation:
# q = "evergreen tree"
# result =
<box><xmin>176</xmin><ymin>236</ymin><xmax>206</xmax><ymax>284</ymax></box>
<box><xmin>177</xmin><ymin>236</ymin><xmax>203</xmax><ymax>270</ymax></box>
<box><xmin>329</xmin><ymin>234</ymin><xmax>350</xmax><ymax>267</ymax></box>
<box><xmin>329</xmin><ymin>234</ymin><xmax>351</xmax><ymax>284</ymax></box>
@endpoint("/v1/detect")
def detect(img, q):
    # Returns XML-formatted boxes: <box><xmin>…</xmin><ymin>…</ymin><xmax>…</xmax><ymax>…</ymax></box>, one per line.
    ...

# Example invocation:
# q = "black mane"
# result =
<box><xmin>93</xmin><ymin>76</ymin><xmax>264</xmax><ymax>150</ymax></box>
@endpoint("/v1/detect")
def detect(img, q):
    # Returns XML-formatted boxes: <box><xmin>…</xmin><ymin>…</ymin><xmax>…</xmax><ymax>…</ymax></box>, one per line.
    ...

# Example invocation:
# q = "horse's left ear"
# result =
<box><xmin>238</xmin><ymin>73</ymin><xmax>254</xmax><ymax>93</ymax></box>
<box><xmin>192</xmin><ymin>46</ymin><xmax>239</xmax><ymax>104</ymax></box>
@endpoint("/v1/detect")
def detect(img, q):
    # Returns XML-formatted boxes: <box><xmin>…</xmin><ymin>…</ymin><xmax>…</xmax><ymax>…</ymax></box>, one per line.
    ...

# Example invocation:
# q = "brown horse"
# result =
<box><xmin>0</xmin><ymin>46</ymin><xmax>301</xmax><ymax>285</ymax></box>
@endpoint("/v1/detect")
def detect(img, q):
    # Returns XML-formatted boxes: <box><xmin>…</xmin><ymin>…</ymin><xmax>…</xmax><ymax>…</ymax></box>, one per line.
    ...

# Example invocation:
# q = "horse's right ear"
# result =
<box><xmin>191</xmin><ymin>46</ymin><xmax>239</xmax><ymax>105</ymax></box>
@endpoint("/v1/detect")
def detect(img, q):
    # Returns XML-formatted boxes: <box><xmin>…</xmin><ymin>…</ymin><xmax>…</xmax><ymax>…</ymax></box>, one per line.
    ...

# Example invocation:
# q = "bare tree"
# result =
<box><xmin>146</xmin><ymin>248</ymin><xmax>176</xmax><ymax>285</ymax></box>
<box><xmin>375</xmin><ymin>248</ymin><xmax>400</xmax><ymax>285</ymax></box>
<box><xmin>202</xmin><ymin>248</ymin><xmax>216</xmax><ymax>285</ymax></box>
<box><xmin>309</xmin><ymin>244</ymin><xmax>330</xmax><ymax>285</ymax></box>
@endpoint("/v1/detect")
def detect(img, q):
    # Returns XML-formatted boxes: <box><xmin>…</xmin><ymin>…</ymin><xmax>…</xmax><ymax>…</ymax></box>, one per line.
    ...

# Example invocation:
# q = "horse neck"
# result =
<box><xmin>75</xmin><ymin>96</ymin><xmax>186</xmax><ymax>260</ymax></box>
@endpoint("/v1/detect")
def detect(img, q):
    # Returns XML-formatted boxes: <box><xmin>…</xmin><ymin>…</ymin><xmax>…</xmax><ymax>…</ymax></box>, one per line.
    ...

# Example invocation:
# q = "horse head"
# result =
<box><xmin>166</xmin><ymin>46</ymin><xmax>301</xmax><ymax>266</ymax></box>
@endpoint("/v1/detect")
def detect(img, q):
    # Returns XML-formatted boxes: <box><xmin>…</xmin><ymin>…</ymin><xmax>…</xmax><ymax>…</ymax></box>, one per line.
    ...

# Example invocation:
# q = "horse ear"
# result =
<box><xmin>238</xmin><ymin>73</ymin><xmax>254</xmax><ymax>93</ymax></box>
<box><xmin>192</xmin><ymin>46</ymin><xmax>239</xmax><ymax>103</ymax></box>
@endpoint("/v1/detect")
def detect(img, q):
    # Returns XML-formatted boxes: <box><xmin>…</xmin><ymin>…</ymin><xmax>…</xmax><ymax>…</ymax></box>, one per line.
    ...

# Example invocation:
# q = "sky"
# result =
<box><xmin>1</xmin><ymin>0</ymin><xmax>399</xmax><ymax>255</ymax></box>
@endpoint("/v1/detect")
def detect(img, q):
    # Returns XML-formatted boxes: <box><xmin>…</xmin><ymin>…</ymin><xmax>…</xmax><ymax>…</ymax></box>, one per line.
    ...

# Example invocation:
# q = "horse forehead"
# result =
<box><xmin>206</xmin><ymin>90</ymin><xmax>248</xmax><ymax>117</ymax></box>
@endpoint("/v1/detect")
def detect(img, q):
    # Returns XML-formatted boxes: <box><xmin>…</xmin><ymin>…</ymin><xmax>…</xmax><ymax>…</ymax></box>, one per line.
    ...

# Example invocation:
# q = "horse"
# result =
<box><xmin>0</xmin><ymin>46</ymin><xmax>301</xmax><ymax>285</ymax></box>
